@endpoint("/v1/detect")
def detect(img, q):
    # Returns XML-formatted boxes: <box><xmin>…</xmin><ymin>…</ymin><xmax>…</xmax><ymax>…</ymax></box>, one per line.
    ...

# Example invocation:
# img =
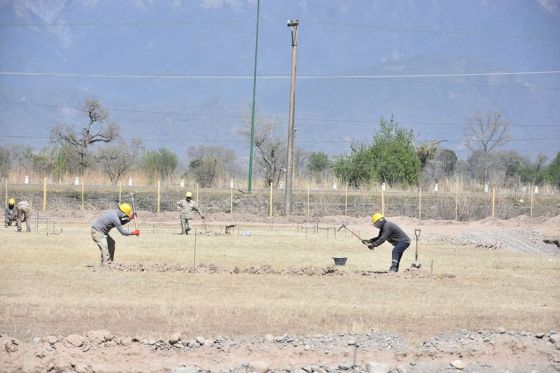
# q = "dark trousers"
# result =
<box><xmin>391</xmin><ymin>241</ymin><xmax>410</xmax><ymax>271</ymax></box>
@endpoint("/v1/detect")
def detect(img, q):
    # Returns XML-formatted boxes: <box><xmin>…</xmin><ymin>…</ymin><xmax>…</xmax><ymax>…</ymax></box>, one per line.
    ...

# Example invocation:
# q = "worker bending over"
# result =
<box><xmin>362</xmin><ymin>213</ymin><xmax>410</xmax><ymax>272</ymax></box>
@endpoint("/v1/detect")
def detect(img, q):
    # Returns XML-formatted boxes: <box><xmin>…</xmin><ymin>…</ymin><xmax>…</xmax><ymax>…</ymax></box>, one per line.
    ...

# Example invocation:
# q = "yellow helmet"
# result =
<box><xmin>119</xmin><ymin>203</ymin><xmax>133</xmax><ymax>217</ymax></box>
<box><xmin>371</xmin><ymin>212</ymin><xmax>384</xmax><ymax>224</ymax></box>
<box><xmin>185</xmin><ymin>192</ymin><xmax>193</xmax><ymax>198</ymax></box>
<box><xmin>8</xmin><ymin>198</ymin><xmax>15</xmax><ymax>205</ymax></box>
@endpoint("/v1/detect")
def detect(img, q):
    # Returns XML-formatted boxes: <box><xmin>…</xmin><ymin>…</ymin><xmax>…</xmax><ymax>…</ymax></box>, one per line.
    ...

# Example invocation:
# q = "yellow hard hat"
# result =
<box><xmin>185</xmin><ymin>192</ymin><xmax>192</xmax><ymax>198</ymax></box>
<box><xmin>119</xmin><ymin>203</ymin><xmax>133</xmax><ymax>217</ymax></box>
<box><xmin>371</xmin><ymin>212</ymin><xmax>384</xmax><ymax>223</ymax></box>
<box><xmin>8</xmin><ymin>198</ymin><xmax>15</xmax><ymax>205</ymax></box>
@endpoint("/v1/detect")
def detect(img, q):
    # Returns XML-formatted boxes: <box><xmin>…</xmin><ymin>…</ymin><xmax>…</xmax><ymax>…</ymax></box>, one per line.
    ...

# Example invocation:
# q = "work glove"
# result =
<box><xmin>361</xmin><ymin>239</ymin><xmax>370</xmax><ymax>246</ymax></box>
<box><xmin>367</xmin><ymin>243</ymin><xmax>375</xmax><ymax>250</ymax></box>
<box><xmin>131</xmin><ymin>229</ymin><xmax>140</xmax><ymax>236</ymax></box>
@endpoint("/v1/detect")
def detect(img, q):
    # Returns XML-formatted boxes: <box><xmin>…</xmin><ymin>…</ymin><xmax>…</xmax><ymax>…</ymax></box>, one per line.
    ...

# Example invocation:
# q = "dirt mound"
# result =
<box><xmin>461</xmin><ymin>228</ymin><xmax>560</xmax><ymax>256</ymax></box>
<box><xmin>91</xmin><ymin>263</ymin><xmax>453</xmax><ymax>279</ymax></box>
<box><xmin>2</xmin><ymin>329</ymin><xmax>559</xmax><ymax>372</ymax></box>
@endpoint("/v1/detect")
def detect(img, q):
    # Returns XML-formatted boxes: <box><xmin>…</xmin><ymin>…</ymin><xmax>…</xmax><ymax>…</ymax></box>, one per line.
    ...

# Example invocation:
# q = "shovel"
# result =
<box><xmin>411</xmin><ymin>228</ymin><xmax>422</xmax><ymax>268</ymax></box>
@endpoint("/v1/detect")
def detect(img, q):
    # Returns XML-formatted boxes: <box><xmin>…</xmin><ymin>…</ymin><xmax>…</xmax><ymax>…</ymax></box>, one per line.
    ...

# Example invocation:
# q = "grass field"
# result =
<box><xmin>1</xmin><ymin>221</ymin><xmax>559</xmax><ymax>344</ymax></box>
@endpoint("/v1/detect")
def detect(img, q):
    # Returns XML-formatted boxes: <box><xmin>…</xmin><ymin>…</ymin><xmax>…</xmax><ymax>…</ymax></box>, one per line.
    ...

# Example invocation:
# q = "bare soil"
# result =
<box><xmin>1</xmin><ymin>213</ymin><xmax>559</xmax><ymax>372</ymax></box>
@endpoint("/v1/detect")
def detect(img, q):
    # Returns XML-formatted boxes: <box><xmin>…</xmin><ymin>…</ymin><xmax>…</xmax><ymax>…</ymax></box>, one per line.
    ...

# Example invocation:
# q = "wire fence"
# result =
<box><xmin>4</xmin><ymin>179</ymin><xmax>560</xmax><ymax>221</ymax></box>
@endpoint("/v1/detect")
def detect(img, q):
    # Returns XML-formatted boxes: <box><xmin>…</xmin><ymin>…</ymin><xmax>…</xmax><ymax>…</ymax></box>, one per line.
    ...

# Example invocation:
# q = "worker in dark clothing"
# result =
<box><xmin>362</xmin><ymin>213</ymin><xmax>410</xmax><ymax>272</ymax></box>
<box><xmin>91</xmin><ymin>203</ymin><xmax>139</xmax><ymax>265</ymax></box>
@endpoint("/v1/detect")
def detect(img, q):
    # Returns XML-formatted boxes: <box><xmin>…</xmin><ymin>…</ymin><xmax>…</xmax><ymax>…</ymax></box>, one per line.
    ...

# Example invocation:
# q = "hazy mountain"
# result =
<box><xmin>1</xmin><ymin>0</ymin><xmax>559</xmax><ymax>162</ymax></box>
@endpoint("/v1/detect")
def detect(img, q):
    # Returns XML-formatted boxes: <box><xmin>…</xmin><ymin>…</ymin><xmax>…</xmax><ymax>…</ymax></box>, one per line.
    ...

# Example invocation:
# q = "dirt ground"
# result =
<box><xmin>1</xmin><ymin>212</ymin><xmax>559</xmax><ymax>372</ymax></box>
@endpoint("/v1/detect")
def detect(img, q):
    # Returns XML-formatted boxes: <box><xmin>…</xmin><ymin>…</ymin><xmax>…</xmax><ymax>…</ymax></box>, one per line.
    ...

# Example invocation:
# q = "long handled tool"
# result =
<box><xmin>337</xmin><ymin>220</ymin><xmax>366</xmax><ymax>243</ymax></box>
<box><xmin>411</xmin><ymin>228</ymin><xmax>422</xmax><ymax>268</ymax></box>
<box><xmin>130</xmin><ymin>192</ymin><xmax>138</xmax><ymax>232</ymax></box>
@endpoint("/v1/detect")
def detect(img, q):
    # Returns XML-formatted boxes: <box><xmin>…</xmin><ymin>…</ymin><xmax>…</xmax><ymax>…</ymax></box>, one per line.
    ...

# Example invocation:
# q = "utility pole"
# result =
<box><xmin>285</xmin><ymin>19</ymin><xmax>299</xmax><ymax>216</ymax></box>
<box><xmin>247</xmin><ymin>0</ymin><xmax>260</xmax><ymax>193</ymax></box>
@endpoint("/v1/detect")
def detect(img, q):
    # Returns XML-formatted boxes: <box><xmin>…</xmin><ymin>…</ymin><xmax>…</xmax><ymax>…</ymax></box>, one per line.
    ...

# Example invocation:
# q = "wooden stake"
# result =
<box><xmin>269</xmin><ymin>182</ymin><xmax>273</xmax><ymax>218</ymax></box>
<box><xmin>118</xmin><ymin>182</ymin><xmax>122</xmax><ymax>204</ymax></box>
<box><xmin>491</xmin><ymin>187</ymin><xmax>496</xmax><ymax>218</ymax></box>
<box><xmin>455</xmin><ymin>186</ymin><xmax>459</xmax><ymax>221</ymax></box>
<box><xmin>307</xmin><ymin>185</ymin><xmax>310</xmax><ymax>217</ymax></box>
<box><xmin>381</xmin><ymin>188</ymin><xmax>385</xmax><ymax>215</ymax></box>
<box><xmin>530</xmin><ymin>187</ymin><xmax>534</xmax><ymax>218</ymax></box>
<box><xmin>157</xmin><ymin>179</ymin><xmax>161</xmax><ymax>214</ymax></box>
<box><xmin>345</xmin><ymin>184</ymin><xmax>348</xmax><ymax>216</ymax></box>
<box><xmin>42</xmin><ymin>177</ymin><xmax>47</xmax><ymax>212</ymax></box>
<box><xmin>230</xmin><ymin>187</ymin><xmax>233</xmax><ymax>213</ymax></box>
<box><xmin>418</xmin><ymin>188</ymin><xmax>422</xmax><ymax>220</ymax></box>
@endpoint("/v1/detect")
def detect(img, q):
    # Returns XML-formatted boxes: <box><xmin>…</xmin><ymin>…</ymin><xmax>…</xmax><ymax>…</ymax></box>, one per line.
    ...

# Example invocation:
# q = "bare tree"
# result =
<box><xmin>464</xmin><ymin>112</ymin><xmax>511</xmax><ymax>184</ymax></box>
<box><xmin>241</xmin><ymin>114</ymin><xmax>288</xmax><ymax>187</ymax></box>
<box><xmin>50</xmin><ymin>98</ymin><xmax>119</xmax><ymax>173</ymax></box>
<box><xmin>96</xmin><ymin>140</ymin><xmax>143</xmax><ymax>185</ymax></box>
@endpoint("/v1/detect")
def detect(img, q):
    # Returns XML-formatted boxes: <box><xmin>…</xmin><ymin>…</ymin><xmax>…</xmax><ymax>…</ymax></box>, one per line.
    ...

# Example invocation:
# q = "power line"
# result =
<box><xmin>0</xmin><ymin>135</ymin><xmax>557</xmax><ymax>144</ymax></box>
<box><xmin>1</xmin><ymin>70</ymin><xmax>560</xmax><ymax>80</ymax></box>
<box><xmin>320</xmin><ymin>22</ymin><xmax>560</xmax><ymax>42</ymax></box>
<box><xmin>1</xmin><ymin>19</ymin><xmax>557</xmax><ymax>42</ymax></box>
<box><xmin>0</xmin><ymin>20</ymin><xmax>245</xmax><ymax>27</ymax></box>
<box><xmin>1</xmin><ymin>100</ymin><xmax>560</xmax><ymax>128</ymax></box>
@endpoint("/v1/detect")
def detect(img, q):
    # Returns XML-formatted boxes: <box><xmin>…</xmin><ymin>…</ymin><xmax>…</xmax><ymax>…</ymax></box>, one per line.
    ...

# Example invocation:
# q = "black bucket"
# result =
<box><xmin>332</xmin><ymin>257</ymin><xmax>347</xmax><ymax>266</ymax></box>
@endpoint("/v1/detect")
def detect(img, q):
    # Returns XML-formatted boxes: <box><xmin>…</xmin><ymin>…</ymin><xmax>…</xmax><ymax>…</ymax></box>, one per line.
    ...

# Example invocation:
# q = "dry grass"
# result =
<box><xmin>1</xmin><ymin>222</ymin><xmax>559</xmax><ymax>343</ymax></box>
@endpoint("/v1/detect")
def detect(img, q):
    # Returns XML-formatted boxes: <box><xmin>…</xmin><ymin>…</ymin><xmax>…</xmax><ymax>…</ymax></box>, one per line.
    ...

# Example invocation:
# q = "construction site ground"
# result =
<box><xmin>1</xmin><ymin>212</ymin><xmax>559</xmax><ymax>372</ymax></box>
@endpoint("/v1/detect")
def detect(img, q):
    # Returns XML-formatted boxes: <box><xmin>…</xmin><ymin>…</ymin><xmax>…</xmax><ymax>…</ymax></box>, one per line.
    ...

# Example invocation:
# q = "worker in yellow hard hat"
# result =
<box><xmin>362</xmin><ymin>212</ymin><xmax>411</xmax><ymax>272</ymax></box>
<box><xmin>4</xmin><ymin>198</ymin><xmax>17</xmax><ymax>228</ymax></box>
<box><xmin>176</xmin><ymin>191</ymin><xmax>204</xmax><ymax>235</ymax></box>
<box><xmin>91</xmin><ymin>202</ymin><xmax>139</xmax><ymax>266</ymax></box>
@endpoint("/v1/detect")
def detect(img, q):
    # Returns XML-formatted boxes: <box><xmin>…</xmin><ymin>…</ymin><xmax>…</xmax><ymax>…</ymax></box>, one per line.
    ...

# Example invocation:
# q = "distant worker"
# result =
<box><xmin>176</xmin><ymin>191</ymin><xmax>204</xmax><ymax>235</ymax></box>
<box><xmin>9</xmin><ymin>199</ymin><xmax>32</xmax><ymax>232</ymax></box>
<box><xmin>4</xmin><ymin>198</ymin><xmax>17</xmax><ymax>228</ymax></box>
<box><xmin>91</xmin><ymin>203</ymin><xmax>139</xmax><ymax>266</ymax></box>
<box><xmin>362</xmin><ymin>213</ymin><xmax>410</xmax><ymax>272</ymax></box>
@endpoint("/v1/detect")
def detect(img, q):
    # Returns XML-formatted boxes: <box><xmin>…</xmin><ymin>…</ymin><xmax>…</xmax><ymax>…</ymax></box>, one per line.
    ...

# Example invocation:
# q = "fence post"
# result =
<box><xmin>4</xmin><ymin>179</ymin><xmax>7</xmax><ymax>206</ymax></box>
<box><xmin>381</xmin><ymin>188</ymin><xmax>385</xmax><ymax>215</ymax></box>
<box><xmin>196</xmin><ymin>183</ymin><xmax>199</xmax><ymax>205</ymax></box>
<box><xmin>230</xmin><ymin>185</ymin><xmax>233</xmax><ymax>214</ymax></box>
<box><xmin>491</xmin><ymin>187</ymin><xmax>496</xmax><ymax>218</ymax></box>
<box><xmin>268</xmin><ymin>181</ymin><xmax>272</xmax><ymax>218</ymax></box>
<box><xmin>42</xmin><ymin>177</ymin><xmax>47</xmax><ymax>212</ymax></box>
<box><xmin>307</xmin><ymin>186</ymin><xmax>310</xmax><ymax>217</ymax></box>
<box><xmin>418</xmin><ymin>188</ymin><xmax>422</xmax><ymax>220</ymax></box>
<box><xmin>81</xmin><ymin>181</ymin><xmax>84</xmax><ymax>210</ymax></box>
<box><xmin>530</xmin><ymin>187</ymin><xmax>534</xmax><ymax>218</ymax></box>
<box><xmin>345</xmin><ymin>184</ymin><xmax>348</xmax><ymax>216</ymax></box>
<box><xmin>455</xmin><ymin>187</ymin><xmax>459</xmax><ymax>221</ymax></box>
<box><xmin>157</xmin><ymin>179</ymin><xmax>161</xmax><ymax>214</ymax></box>
<box><xmin>119</xmin><ymin>182</ymin><xmax>122</xmax><ymax>204</ymax></box>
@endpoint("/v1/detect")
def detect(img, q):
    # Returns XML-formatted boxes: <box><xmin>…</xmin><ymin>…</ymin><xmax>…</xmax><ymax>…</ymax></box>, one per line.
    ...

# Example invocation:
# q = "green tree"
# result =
<box><xmin>545</xmin><ymin>152</ymin><xmax>560</xmax><ymax>187</ymax></box>
<box><xmin>186</xmin><ymin>145</ymin><xmax>238</xmax><ymax>187</ymax></box>
<box><xmin>307</xmin><ymin>152</ymin><xmax>331</xmax><ymax>180</ymax></box>
<box><xmin>333</xmin><ymin>117</ymin><xmax>420</xmax><ymax>186</ymax></box>
<box><xmin>0</xmin><ymin>146</ymin><xmax>10</xmax><ymax>179</ymax></box>
<box><xmin>142</xmin><ymin>148</ymin><xmax>178</xmax><ymax>182</ymax></box>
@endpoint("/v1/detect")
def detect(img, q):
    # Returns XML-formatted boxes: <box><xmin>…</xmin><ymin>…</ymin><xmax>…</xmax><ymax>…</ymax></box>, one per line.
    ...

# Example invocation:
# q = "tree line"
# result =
<box><xmin>1</xmin><ymin>98</ymin><xmax>559</xmax><ymax>189</ymax></box>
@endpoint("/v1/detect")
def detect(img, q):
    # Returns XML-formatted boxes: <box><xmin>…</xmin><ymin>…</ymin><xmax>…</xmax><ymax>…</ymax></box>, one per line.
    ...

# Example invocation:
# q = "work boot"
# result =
<box><xmin>389</xmin><ymin>266</ymin><xmax>398</xmax><ymax>273</ymax></box>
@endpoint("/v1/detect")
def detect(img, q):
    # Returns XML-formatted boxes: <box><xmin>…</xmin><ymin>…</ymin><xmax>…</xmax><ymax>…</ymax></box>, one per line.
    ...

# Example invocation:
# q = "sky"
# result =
<box><xmin>0</xmin><ymin>0</ymin><xmax>559</xmax><ymax>164</ymax></box>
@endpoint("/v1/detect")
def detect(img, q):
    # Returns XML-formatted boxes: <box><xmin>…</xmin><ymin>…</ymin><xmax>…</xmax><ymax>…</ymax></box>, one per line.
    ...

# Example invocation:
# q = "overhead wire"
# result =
<box><xmin>1</xmin><ymin>70</ymin><xmax>560</xmax><ymax>80</ymax></box>
<box><xmin>1</xmin><ymin>100</ymin><xmax>559</xmax><ymax>128</ymax></box>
